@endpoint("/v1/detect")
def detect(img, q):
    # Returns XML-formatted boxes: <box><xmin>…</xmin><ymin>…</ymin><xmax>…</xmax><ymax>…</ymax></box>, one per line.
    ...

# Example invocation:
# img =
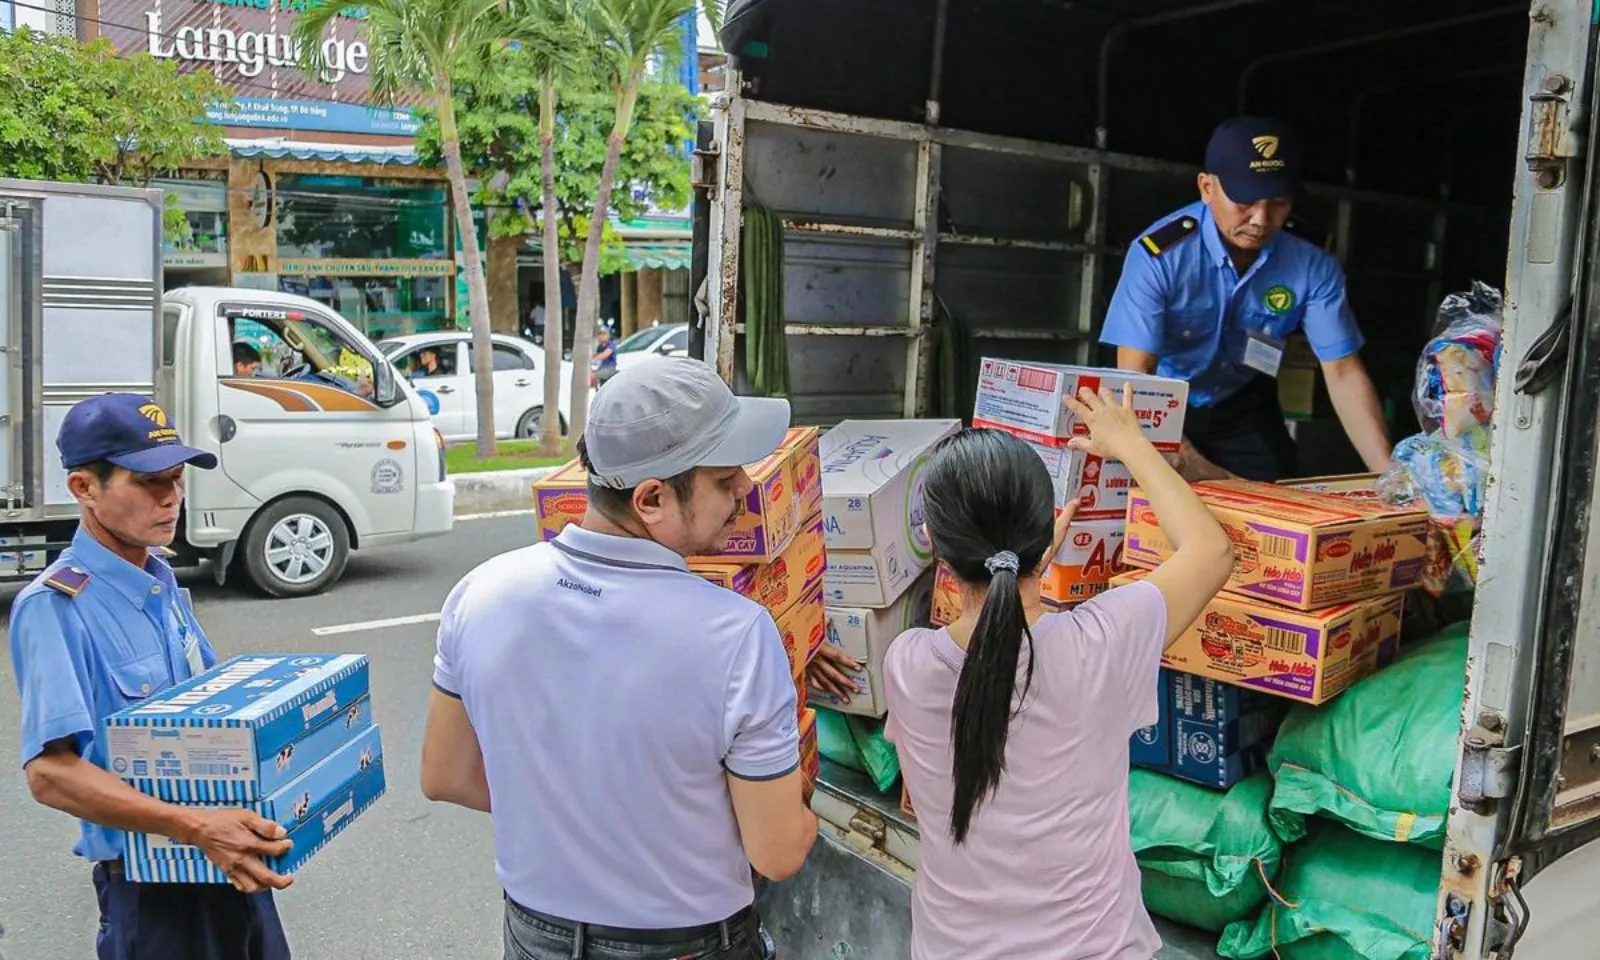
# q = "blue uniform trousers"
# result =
<box><xmin>93</xmin><ymin>861</ymin><xmax>290</xmax><ymax>960</ymax></box>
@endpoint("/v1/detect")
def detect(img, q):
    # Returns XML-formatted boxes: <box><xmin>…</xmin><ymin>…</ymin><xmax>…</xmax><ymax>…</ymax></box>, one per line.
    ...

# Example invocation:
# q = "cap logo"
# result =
<box><xmin>140</xmin><ymin>402</ymin><xmax>178</xmax><ymax>443</ymax></box>
<box><xmin>1251</xmin><ymin>135</ymin><xmax>1279</xmax><ymax>159</ymax></box>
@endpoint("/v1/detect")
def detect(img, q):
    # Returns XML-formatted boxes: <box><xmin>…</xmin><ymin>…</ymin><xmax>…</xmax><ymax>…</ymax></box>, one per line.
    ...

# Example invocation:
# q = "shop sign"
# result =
<box><xmin>165</xmin><ymin>252</ymin><xmax>229</xmax><ymax>268</ymax></box>
<box><xmin>98</xmin><ymin>0</ymin><xmax>422</xmax><ymax>135</ymax></box>
<box><xmin>278</xmin><ymin>259</ymin><xmax>455</xmax><ymax>277</ymax></box>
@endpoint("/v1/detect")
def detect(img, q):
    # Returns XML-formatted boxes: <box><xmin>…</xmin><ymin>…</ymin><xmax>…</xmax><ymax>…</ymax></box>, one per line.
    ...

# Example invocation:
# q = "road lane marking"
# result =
<box><xmin>456</xmin><ymin>509</ymin><xmax>533</xmax><ymax>522</ymax></box>
<box><xmin>312</xmin><ymin>613</ymin><xmax>442</xmax><ymax>636</ymax></box>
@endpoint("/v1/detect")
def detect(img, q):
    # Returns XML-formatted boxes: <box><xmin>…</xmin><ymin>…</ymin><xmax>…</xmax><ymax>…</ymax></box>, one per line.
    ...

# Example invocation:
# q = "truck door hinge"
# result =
<box><xmin>692</xmin><ymin>142</ymin><xmax>723</xmax><ymax>200</ymax></box>
<box><xmin>1457</xmin><ymin>725</ymin><xmax>1520</xmax><ymax>814</ymax></box>
<box><xmin>843</xmin><ymin>808</ymin><xmax>887</xmax><ymax>855</ymax></box>
<box><xmin>1525</xmin><ymin>72</ymin><xmax>1581</xmax><ymax>189</ymax></box>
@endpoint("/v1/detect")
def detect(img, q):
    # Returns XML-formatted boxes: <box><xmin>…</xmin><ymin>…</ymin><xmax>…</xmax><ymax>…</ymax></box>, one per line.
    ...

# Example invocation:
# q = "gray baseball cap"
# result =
<box><xmin>584</xmin><ymin>357</ymin><xmax>791</xmax><ymax>489</ymax></box>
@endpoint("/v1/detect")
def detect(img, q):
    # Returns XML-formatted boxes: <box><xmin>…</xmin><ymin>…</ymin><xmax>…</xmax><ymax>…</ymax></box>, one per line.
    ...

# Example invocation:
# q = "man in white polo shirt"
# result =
<box><xmin>420</xmin><ymin>357</ymin><xmax>818</xmax><ymax>960</ymax></box>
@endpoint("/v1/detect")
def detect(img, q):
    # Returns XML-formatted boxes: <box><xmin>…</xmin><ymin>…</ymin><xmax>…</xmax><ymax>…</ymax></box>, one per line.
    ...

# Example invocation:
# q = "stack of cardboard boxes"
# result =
<box><xmin>807</xmin><ymin>419</ymin><xmax>960</xmax><ymax>720</ymax></box>
<box><xmin>928</xmin><ymin>358</ymin><xmax>1190</xmax><ymax>625</ymax></box>
<box><xmin>105</xmin><ymin>653</ymin><xmax>385</xmax><ymax>883</ymax></box>
<box><xmin>532</xmin><ymin>427</ymin><xmax>829</xmax><ymax>782</ymax></box>
<box><xmin>1115</xmin><ymin>474</ymin><xmax>1428</xmax><ymax>787</ymax></box>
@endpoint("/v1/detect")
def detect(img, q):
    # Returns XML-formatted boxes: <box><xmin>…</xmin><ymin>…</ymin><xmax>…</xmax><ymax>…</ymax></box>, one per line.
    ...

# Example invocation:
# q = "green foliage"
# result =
<box><xmin>414</xmin><ymin>64</ymin><xmax>696</xmax><ymax>273</ymax></box>
<box><xmin>0</xmin><ymin>31</ymin><xmax>231</xmax><ymax>186</ymax></box>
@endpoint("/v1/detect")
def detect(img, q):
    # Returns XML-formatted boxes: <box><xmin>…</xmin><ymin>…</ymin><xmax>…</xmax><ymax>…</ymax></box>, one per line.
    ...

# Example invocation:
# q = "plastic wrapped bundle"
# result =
<box><xmin>1378</xmin><ymin>426</ymin><xmax>1490</xmax><ymax>595</ymax></box>
<box><xmin>1413</xmin><ymin>282</ymin><xmax>1503</xmax><ymax>440</ymax></box>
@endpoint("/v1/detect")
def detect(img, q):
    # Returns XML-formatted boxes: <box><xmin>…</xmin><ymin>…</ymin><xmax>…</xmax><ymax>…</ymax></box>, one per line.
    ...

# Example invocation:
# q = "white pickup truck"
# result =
<box><xmin>0</xmin><ymin>179</ymin><xmax>454</xmax><ymax>598</ymax></box>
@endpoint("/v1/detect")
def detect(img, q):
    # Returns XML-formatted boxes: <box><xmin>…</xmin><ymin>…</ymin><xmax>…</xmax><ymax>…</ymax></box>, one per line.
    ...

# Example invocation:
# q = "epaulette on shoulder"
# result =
<box><xmin>1138</xmin><ymin>215</ymin><xmax>1199</xmax><ymax>256</ymax></box>
<box><xmin>44</xmin><ymin>566</ymin><xmax>91</xmax><ymax>598</ymax></box>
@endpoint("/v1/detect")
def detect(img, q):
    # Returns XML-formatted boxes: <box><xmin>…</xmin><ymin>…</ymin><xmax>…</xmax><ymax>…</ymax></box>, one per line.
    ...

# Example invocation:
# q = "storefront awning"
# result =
<box><xmin>625</xmin><ymin>242</ymin><xmax>693</xmax><ymax>271</ymax></box>
<box><xmin>228</xmin><ymin>142</ymin><xmax>422</xmax><ymax>166</ymax></box>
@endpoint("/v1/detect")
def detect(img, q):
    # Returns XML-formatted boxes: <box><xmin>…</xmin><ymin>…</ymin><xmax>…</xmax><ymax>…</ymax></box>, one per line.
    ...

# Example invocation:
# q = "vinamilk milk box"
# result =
<box><xmin>124</xmin><ymin>727</ymin><xmax>387</xmax><ymax>884</ymax></box>
<box><xmin>105</xmin><ymin>653</ymin><xmax>371</xmax><ymax>802</ymax></box>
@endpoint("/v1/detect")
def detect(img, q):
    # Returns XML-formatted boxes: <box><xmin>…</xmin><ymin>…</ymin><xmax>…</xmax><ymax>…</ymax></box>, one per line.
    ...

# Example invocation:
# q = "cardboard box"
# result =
<box><xmin>972</xmin><ymin>358</ymin><xmax>1188</xmax><ymax>450</ymax></box>
<box><xmin>1020</xmin><ymin>438</ymin><xmax>1142</xmax><ymax>519</ymax></box>
<box><xmin>900</xmin><ymin>781</ymin><xmax>916</xmax><ymax>820</ymax></box>
<box><xmin>533</xmin><ymin>426</ymin><xmax>820</xmax><ymax>560</ymax></box>
<box><xmin>1129</xmin><ymin>670</ymin><xmax>1173</xmax><ymax>769</ymax></box>
<box><xmin>1279</xmin><ymin>473</ymin><xmax>1383</xmax><ymax>499</ymax></box>
<box><xmin>1129</xmin><ymin>670</ymin><xmax>1285</xmax><ymax>789</ymax></box>
<box><xmin>1279</xmin><ymin>334</ymin><xmax>1322</xmax><ymax>421</ymax></box>
<box><xmin>1112</xmin><ymin>570</ymin><xmax>1406</xmax><ymax>705</ymax></box>
<box><xmin>1043</xmin><ymin>516</ymin><xmax>1126</xmax><ymax>607</ymax></box>
<box><xmin>126</xmin><ymin>740</ymin><xmax>386</xmax><ymax>884</ymax></box>
<box><xmin>819</xmin><ymin>419</ymin><xmax>961</xmax><ymax>607</ymax></box>
<box><xmin>691</xmin><ymin>512</ymin><xmax>826</xmax><ymax>621</ymax></box>
<box><xmin>931</xmin><ymin>561</ymin><xmax>962</xmax><ymax>627</ymax></box>
<box><xmin>799</xmin><ymin>708</ymin><xmax>819</xmax><ymax>784</ymax></box>
<box><xmin>105</xmin><ymin>654</ymin><xmax>371</xmax><ymax>802</ymax></box>
<box><xmin>126</xmin><ymin>724</ymin><xmax>383</xmax><ymax>861</ymax></box>
<box><xmin>1123</xmin><ymin>479</ymin><xmax>1429</xmax><ymax>610</ymax></box>
<box><xmin>810</xmin><ymin>571</ymin><xmax>935</xmax><ymax>717</ymax></box>
<box><xmin>785</xmin><ymin>426</ymin><xmax>824</xmax><ymax>520</ymax></box>
<box><xmin>777</xmin><ymin>583</ymin><xmax>828</xmax><ymax>680</ymax></box>
<box><xmin>531</xmin><ymin>459</ymin><xmax>590</xmax><ymax>541</ymax></box>
<box><xmin>1165</xmin><ymin>672</ymin><xmax>1286</xmax><ymax>789</ymax></box>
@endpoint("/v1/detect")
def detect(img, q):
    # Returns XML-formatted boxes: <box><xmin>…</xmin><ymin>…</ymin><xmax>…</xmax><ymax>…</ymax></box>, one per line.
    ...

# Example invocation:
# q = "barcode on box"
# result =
<box><xmin>1259</xmin><ymin>534</ymin><xmax>1298</xmax><ymax>560</ymax></box>
<box><xmin>1264</xmin><ymin>627</ymin><xmax>1306</xmax><ymax>655</ymax></box>
<box><xmin>189</xmin><ymin>763</ymin><xmax>235</xmax><ymax>777</ymax></box>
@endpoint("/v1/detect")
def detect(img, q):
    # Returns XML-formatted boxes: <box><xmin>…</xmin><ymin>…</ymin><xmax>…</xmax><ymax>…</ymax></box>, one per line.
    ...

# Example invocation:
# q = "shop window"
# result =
<box><xmin>279</xmin><ymin>275</ymin><xmax>450</xmax><ymax>339</ymax></box>
<box><xmin>275</xmin><ymin>174</ymin><xmax>449</xmax><ymax>262</ymax></box>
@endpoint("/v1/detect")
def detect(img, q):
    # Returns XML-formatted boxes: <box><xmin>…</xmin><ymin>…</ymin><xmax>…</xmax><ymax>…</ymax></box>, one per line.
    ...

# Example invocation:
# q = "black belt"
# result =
<box><xmin>505</xmin><ymin>895</ymin><xmax>752</xmax><ymax>952</ymax></box>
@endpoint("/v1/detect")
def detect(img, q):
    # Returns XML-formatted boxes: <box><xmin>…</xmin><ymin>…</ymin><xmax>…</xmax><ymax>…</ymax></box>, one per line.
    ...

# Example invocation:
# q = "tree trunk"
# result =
<box><xmin>538</xmin><ymin>74</ymin><xmax>566</xmax><ymax>456</ymax></box>
<box><xmin>569</xmin><ymin>69</ymin><xmax>643</xmax><ymax>442</ymax></box>
<box><xmin>436</xmin><ymin>82</ymin><xmax>497</xmax><ymax>461</ymax></box>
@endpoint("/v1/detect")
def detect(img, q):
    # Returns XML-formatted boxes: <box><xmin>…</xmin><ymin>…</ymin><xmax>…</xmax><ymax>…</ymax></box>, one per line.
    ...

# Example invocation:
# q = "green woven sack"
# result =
<box><xmin>1130</xmin><ymin>770</ymin><xmax>1283</xmax><ymax>932</ymax></box>
<box><xmin>1218</xmin><ymin>825</ymin><xmax>1443</xmax><ymax>960</ymax></box>
<box><xmin>1267</xmin><ymin>624</ymin><xmax>1470</xmax><ymax>848</ymax></box>
<box><xmin>814</xmin><ymin>708</ymin><xmax>900</xmax><ymax>793</ymax></box>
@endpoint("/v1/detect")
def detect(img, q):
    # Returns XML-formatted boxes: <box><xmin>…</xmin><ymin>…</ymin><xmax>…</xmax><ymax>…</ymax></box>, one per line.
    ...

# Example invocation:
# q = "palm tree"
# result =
<box><xmin>294</xmin><ymin>0</ymin><xmax>568</xmax><ymax>459</ymax></box>
<box><xmin>567</xmin><ymin>0</ymin><xmax>721</xmax><ymax>439</ymax></box>
<box><xmin>511</xmin><ymin>0</ymin><xmax>593</xmax><ymax>455</ymax></box>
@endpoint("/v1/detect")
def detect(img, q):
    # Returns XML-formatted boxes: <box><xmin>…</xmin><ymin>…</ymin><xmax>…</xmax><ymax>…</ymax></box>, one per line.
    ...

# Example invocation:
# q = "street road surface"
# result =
<box><xmin>0</xmin><ymin>514</ymin><xmax>538</xmax><ymax>960</ymax></box>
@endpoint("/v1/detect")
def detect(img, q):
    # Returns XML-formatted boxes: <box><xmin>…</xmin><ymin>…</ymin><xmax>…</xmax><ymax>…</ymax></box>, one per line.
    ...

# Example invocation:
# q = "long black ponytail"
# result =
<box><xmin>921</xmin><ymin>428</ymin><xmax>1057</xmax><ymax>844</ymax></box>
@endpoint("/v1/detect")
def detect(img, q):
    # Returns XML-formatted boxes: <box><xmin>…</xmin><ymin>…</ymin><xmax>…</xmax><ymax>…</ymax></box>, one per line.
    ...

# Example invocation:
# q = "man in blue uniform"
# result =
<box><xmin>9</xmin><ymin>393</ymin><xmax>294</xmax><ymax>960</ymax></box>
<box><xmin>1100</xmin><ymin>116</ymin><xmax>1393</xmax><ymax>482</ymax></box>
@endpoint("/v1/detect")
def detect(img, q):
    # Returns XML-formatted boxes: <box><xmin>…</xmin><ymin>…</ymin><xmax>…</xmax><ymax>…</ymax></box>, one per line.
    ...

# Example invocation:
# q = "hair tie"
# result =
<box><xmin>984</xmin><ymin>551</ymin><xmax>1020</xmax><ymax>575</ymax></box>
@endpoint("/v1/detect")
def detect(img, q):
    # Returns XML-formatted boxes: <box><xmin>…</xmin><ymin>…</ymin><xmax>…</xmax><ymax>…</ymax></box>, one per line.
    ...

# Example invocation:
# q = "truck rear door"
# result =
<box><xmin>1437</xmin><ymin>7</ymin><xmax>1600</xmax><ymax>958</ymax></box>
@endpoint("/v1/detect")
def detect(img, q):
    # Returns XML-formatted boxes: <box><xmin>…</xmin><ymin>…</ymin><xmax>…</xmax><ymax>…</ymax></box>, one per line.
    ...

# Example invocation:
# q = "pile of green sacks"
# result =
<box><xmin>1130</xmin><ymin>623</ymin><xmax>1470</xmax><ymax>960</ymax></box>
<box><xmin>815</xmin><ymin>708</ymin><xmax>900</xmax><ymax>793</ymax></box>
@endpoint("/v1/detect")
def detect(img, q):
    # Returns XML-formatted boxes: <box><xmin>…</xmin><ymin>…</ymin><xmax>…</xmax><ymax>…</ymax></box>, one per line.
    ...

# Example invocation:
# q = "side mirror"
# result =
<box><xmin>374</xmin><ymin>358</ymin><xmax>399</xmax><ymax>406</ymax></box>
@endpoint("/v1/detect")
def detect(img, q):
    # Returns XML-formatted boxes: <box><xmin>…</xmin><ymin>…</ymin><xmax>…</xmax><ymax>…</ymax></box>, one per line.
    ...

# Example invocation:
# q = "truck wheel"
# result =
<box><xmin>239</xmin><ymin>497</ymin><xmax>351</xmax><ymax>598</ymax></box>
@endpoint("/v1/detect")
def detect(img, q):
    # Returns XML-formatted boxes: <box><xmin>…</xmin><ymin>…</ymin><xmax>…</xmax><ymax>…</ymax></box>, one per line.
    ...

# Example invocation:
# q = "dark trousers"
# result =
<box><xmin>93</xmin><ymin>862</ymin><xmax>291</xmax><ymax>960</ymax></box>
<box><xmin>1184</xmin><ymin>374</ymin><xmax>1299</xmax><ymax>482</ymax></box>
<box><xmin>503</xmin><ymin>897</ymin><xmax>772</xmax><ymax>960</ymax></box>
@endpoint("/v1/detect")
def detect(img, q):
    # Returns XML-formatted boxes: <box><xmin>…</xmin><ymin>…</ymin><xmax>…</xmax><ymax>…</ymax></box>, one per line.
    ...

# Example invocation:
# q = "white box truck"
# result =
<box><xmin>0</xmin><ymin>179</ymin><xmax>453</xmax><ymax>598</ymax></box>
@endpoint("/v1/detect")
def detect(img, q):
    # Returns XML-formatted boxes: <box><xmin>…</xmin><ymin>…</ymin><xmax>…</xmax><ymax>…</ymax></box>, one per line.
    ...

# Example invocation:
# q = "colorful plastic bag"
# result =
<box><xmin>1413</xmin><ymin>281</ymin><xmax>1503</xmax><ymax>440</ymax></box>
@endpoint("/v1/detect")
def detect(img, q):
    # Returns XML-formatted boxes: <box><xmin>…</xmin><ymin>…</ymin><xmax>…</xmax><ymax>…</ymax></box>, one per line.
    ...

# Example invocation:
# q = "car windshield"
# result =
<box><xmin>615</xmin><ymin>326</ymin><xmax>672</xmax><ymax>354</ymax></box>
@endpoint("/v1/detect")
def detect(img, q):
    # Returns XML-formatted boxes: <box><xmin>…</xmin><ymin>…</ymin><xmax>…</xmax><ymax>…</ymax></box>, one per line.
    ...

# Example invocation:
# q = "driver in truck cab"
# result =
<box><xmin>1099</xmin><ymin>115</ymin><xmax>1394</xmax><ymax>483</ymax></box>
<box><xmin>8</xmin><ymin>393</ymin><xmax>296</xmax><ymax>960</ymax></box>
<box><xmin>233</xmin><ymin>341</ymin><xmax>263</xmax><ymax>378</ymax></box>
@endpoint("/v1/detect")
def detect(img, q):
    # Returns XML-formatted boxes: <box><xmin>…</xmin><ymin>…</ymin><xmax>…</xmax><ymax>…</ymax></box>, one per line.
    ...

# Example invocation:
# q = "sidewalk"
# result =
<box><xmin>451</xmin><ymin>466</ymin><xmax>560</xmax><ymax>516</ymax></box>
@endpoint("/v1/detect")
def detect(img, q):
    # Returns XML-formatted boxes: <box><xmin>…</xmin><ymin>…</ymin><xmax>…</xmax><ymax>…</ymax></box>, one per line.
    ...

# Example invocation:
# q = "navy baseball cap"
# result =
<box><xmin>1204</xmin><ymin>116</ymin><xmax>1304</xmax><ymax>204</ymax></box>
<box><xmin>57</xmin><ymin>394</ymin><xmax>218</xmax><ymax>473</ymax></box>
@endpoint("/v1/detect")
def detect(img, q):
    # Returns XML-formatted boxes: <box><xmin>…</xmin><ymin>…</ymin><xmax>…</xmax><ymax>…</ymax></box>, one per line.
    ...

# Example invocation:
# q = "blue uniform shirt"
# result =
<box><xmin>1100</xmin><ymin>200</ymin><xmax>1365</xmax><ymax>408</ymax></box>
<box><xmin>9</xmin><ymin>527</ymin><xmax>217</xmax><ymax>862</ymax></box>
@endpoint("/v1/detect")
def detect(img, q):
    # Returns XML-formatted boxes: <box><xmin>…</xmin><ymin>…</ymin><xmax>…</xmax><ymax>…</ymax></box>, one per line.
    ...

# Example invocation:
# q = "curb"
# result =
<box><xmin>450</xmin><ymin>466</ymin><xmax>560</xmax><ymax>516</ymax></box>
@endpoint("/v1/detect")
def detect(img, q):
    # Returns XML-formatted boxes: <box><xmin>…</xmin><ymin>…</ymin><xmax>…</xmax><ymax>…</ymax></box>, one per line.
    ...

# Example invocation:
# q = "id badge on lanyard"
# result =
<box><xmin>1243</xmin><ymin>330</ymin><xmax>1286</xmax><ymax>378</ymax></box>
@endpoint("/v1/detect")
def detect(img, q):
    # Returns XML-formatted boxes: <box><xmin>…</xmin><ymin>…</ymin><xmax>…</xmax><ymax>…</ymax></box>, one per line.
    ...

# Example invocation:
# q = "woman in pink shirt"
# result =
<box><xmin>884</xmin><ymin>386</ymin><xmax>1234</xmax><ymax>960</ymax></box>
